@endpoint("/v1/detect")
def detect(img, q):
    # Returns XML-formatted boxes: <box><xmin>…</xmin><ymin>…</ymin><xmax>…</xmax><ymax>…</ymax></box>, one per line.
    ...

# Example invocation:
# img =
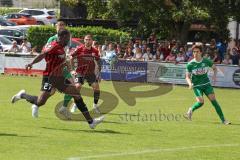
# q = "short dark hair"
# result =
<box><xmin>56</xmin><ymin>20</ymin><xmax>65</xmax><ymax>26</ymax></box>
<box><xmin>57</xmin><ymin>29</ymin><xmax>70</xmax><ymax>37</ymax></box>
<box><xmin>192</xmin><ymin>45</ymin><xmax>202</xmax><ymax>52</ymax></box>
<box><xmin>84</xmin><ymin>34</ymin><xmax>92</xmax><ymax>39</ymax></box>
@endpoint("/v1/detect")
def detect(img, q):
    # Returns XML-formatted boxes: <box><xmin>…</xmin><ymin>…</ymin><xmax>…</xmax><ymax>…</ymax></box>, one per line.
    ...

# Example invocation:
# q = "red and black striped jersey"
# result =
<box><xmin>71</xmin><ymin>45</ymin><xmax>100</xmax><ymax>75</ymax></box>
<box><xmin>42</xmin><ymin>41</ymin><xmax>66</xmax><ymax>76</ymax></box>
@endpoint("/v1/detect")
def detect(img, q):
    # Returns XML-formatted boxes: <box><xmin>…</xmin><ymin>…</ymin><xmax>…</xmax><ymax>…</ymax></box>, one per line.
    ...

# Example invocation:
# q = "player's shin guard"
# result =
<box><xmin>191</xmin><ymin>102</ymin><xmax>203</xmax><ymax>112</ymax></box>
<box><xmin>94</xmin><ymin>90</ymin><xmax>100</xmax><ymax>104</ymax></box>
<box><xmin>63</xmin><ymin>94</ymin><xmax>72</xmax><ymax>107</ymax></box>
<box><xmin>211</xmin><ymin>100</ymin><xmax>225</xmax><ymax>122</ymax></box>
<box><xmin>21</xmin><ymin>93</ymin><xmax>38</xmax><ymax>105</ymax></box>
<box><xmin>74</xmin><ymin>98</ymin><xmax>93</xmax><ymax>124</ymax></box>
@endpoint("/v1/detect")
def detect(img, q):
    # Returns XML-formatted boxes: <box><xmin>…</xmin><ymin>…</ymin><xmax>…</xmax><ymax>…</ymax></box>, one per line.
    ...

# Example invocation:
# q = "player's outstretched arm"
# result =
<box><xmin>186</xmin><ymin>72</ymin><xmax>193</xmax><ymax>89</ymax></box>
<box><xmin>26</xmin><ymin>52</ymin><xmax>47</xmax><ymax>70</ymax></box>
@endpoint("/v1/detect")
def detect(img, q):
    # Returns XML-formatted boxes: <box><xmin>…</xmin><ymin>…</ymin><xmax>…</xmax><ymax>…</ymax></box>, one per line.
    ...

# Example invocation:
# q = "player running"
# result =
<box><xmin>11</xmin><ymin>29</ymin><xmax>104</xmax><ymax>129</ymax></box>
<box><xmin>47</xmin><ymin>21</ymin><xmax>74</xmax><ymax>119</ymax></box>
<box><xmin>185</xmin><ymin>45</ymin><xmax>230</xmax><ymax>125</ymax></box>
<box><xmin>69</xmin><ymin>34</ymin><xmax>102</xmax><ymax>114</ymax></box>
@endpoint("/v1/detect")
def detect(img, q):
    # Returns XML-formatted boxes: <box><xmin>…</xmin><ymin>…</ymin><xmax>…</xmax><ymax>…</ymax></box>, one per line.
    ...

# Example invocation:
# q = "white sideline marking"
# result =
<box><xmin>67</xmin><ymin>143</ymin><xmax>239</xmax><ymax>160</ymax></box>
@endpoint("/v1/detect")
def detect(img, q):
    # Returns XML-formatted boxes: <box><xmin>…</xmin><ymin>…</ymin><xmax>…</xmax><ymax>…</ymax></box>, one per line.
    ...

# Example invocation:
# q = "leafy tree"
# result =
<box><xmin>61</xmin><ymin>0</ymin><xmax>240</xmax><ymax>42</ymax></box>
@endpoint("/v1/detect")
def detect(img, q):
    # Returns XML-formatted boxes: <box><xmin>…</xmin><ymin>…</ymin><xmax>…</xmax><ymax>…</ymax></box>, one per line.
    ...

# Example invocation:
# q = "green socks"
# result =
<box><xmin>191</xmin><ymin>102</ymin><xmax>204</xmax><ymax>111</ymax></box>
<box><xmin>63</xmin><ymin>94</ymin><xmax>72</xmax><ymax>107</ymax></box>
<box><xmin>211</xmin><ymin>100</ymin><xmax>225</xmax><ymax>122</ymax></box>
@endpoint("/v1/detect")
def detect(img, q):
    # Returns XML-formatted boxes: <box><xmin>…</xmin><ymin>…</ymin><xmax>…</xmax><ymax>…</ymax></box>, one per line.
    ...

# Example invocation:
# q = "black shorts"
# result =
<box><xmin>75</xmin><ymin>74</ymin><xmax>98</xmax><ymax>86</ymax></box>
<box><xmin>41</xmin><ymin>76</ymin><xmax>72</xmax><ymax>93</ymax></box>
<box><xmin>41</xmin><ymin>76</ymin><xmax>53</xmax><ymax>92</ymax></box>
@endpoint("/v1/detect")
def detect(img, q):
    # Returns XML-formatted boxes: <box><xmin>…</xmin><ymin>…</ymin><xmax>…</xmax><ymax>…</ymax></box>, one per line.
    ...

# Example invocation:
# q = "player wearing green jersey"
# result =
<box><xmin>185</xmin><ymin>45</ymin><xmax>230</xmax><ymax>125</ymax></box>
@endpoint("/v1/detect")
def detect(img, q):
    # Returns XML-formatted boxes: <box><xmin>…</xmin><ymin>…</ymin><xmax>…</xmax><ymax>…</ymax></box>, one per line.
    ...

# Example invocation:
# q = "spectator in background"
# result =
<box><xmin>142</xmin><ymin>47</ymin><xmax>153</xmax><ymax>61</ymax></box>
<box><xmin>153</xmin><ymin>49</ymin><xmax>164</xmax><ymax>61</ymax></box>
<box><xmin>152</xmin><ymin>43</ymin><xmax>157</xmax><ymax>55</ymax></box>
<box><xmin>116</xmin><ymin>44</ymin><xmax>123</xmax><ymax>58</ymax></box>
<box><xmin>104</xmin><ymin>42</ymin><xmax>116</xmax><ymax>58</ymax></box>
<box><xmin>212</xmin><ymin>50</ymin><xmax>221</xmax><ymax>64</ymax></box>
<box><xmin>208</xmin><ymin>38</ymin><xmax>218</xmax><ymax>58</ymax></box>
<box><xmin>203</xmin><ymin>53</ymin><xmax>210</xmax><ymax>59</ymax></box>
<box><xmin>132</xmin><ymin>47</ymin><xmax>143</xmax><ymax>61</ymax></box>
<box><xmin>8</xmin><ymin>40</ymin><xmax>20</xmax><ymax>53</ymax></box>
<box><xmin>101</xmin><ymin>40</ymin><xmax>108</xmax><ymax>57</ymax></box>
<box><xmin>175</xmin><ymin>51</ymin><xmax>185</xmax><ymax>63</ymax></box>
<box><xmin>141</xmin><ymin>43</ymin><xmax>148</xmax><ymax>54</ymax></box>
<box><xmin>185</xmin><ymin>47</ymin><xmax>193</xmax><ymax>61</ymax></box>
<box><xmin>230</xmin><ymin>47</ymin><xmax>240</xmax><ymax>65</ymax></box>
<box><xmin>132</xmin><ymin>41</ymin><xmax>140</xmax><ymax>54</ymax></box>
<box><xmin>217</xmin><ymin>39</ymin><xmax>228</xmax><ymax>63</ymax></box>
<box><xmin>165</xmin><ymin>50</ymin><xmax>176</xmax><ymax>62</ymax></box>
<box><xmin>20</xmin><ymin>38</ymin><xmax>31</xmax><ymax>54</ymax></box>
<box><xmin>159</xmin><ymin>41</ymin><xmax>170</xmax><ymax>60</ymax></box>
<box><xmin>147</xmin><ymin>33</ymin><xmax>157</xmax><ymax>52</ymax></box>
<box><xmin>222</xmin><ymin>54</ymin><xmax>232</xmax><ymax>65</ymax></box>
<box><xmin>123</xmin><ymin>47</ymin><xmax>134</xmax><ymax>60</ymax></box>
<box><xmin>97</xmin><ymin>45</ymin><xmax>103</xmax><ymax>57</ymax></box>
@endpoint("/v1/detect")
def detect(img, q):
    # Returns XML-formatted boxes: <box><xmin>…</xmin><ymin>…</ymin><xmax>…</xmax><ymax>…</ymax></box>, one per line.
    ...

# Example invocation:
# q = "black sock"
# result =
<box><xmin>94</xmin><ymin>91</ymin><xmax>100</xmax><ymax>104</ymax></box>
<box><xmin>74</xmin><ymin>98</ymin><xmax>93</xmax><ymax>124</ymax></box>
<box><xmin>21</xmin><ymin>93</ymin><xmax>38</xmax><ymax>105</ymax></box>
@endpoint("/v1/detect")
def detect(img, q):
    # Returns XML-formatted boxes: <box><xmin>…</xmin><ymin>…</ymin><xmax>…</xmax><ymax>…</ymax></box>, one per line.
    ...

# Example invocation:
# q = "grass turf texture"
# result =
<box><xmin>0</xmin><ymin>75</ymin><xmax>240</xmax><ymax>160</ymax></box>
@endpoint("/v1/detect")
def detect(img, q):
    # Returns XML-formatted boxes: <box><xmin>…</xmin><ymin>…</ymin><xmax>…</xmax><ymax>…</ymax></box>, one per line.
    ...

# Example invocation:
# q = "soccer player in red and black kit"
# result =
<box><xmin>11</xmin><ymin>29</ymin><xmax>104</xmax><ymax>129</ymax></box>
<box><xmin>70</xmin><ymin>34</ymin><xmax>102</xmax><ymax>114</ymax></box>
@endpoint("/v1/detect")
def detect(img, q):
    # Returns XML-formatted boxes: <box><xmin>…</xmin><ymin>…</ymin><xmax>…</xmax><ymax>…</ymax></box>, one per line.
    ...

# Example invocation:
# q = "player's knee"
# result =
<box><xmin>37</xmin><ymin>100</ymin><xmax>46</xmax><ymax>106</ymax></box>
<box><xmin>208</xmin><ymin>94</ymin><xmax>216</xmax><ymax>101</ymax></box>
<box><xmin>197</xmin><ymin>99</ymin><xmax>204</xmax><ymax>104</ymax></box>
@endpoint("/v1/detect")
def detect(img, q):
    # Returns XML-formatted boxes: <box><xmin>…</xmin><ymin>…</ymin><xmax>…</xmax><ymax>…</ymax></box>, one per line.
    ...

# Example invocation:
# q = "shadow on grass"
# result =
<box><xmin>41</xmin><ymin>127</ymin><xmax>131</xmax><ymax>135</ymax></box>
<box><xmin>0</xmin><ymin>133</ymin><xmax>35</xmax><ymax>137</ymax></box>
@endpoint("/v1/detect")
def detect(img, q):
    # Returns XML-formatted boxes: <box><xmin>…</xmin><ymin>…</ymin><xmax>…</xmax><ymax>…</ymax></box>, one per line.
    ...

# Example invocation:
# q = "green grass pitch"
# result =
<box><xmin>0</xmin><ymin>75</ymin><xmax>240</xmax><ymax>160</ymax></box>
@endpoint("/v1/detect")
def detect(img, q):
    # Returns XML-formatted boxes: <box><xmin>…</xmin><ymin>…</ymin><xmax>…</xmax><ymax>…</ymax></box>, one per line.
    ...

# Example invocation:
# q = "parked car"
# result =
<box><xmin>4</xmin><ymin>13</ymin><xmax>37</xmax><ymax>25</ymax></box>
<box><xmin>19</xmin><ymin>9</ymin><xmax>57</xmax><ymax>25</ymax></box>
<box><xmin>1</xmin><ymin>25</ymin><xmax>41</xmax><ymax>35</ymax></box>
<box><xmin>0</xmin><ymin>28</ymin><xmax>26</xmax><ymax>44</ymax></box>
<box><xmin>0</xmin><ymin>16</ymin><xmax>16</xmax><ymax>26</ymax></box>
<box><xmin>0</xmin><ymin>35</ymin><xmax>14</xmax><ymax>51</ymax></box>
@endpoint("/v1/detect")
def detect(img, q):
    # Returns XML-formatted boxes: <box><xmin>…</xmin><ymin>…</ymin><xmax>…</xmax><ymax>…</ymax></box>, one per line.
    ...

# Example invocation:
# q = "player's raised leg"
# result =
<box><xmin>12</xmin><ymin>89</ymin><xmax>53</xmax><ymax>118</ymax></box>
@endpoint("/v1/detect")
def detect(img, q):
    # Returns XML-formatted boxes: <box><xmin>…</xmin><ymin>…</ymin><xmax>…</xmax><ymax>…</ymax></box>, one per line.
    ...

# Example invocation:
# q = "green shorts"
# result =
<box><xmin>193</xmin><ymin>84</ymin><xmax>214</xmax><ymax>97</ymax></box>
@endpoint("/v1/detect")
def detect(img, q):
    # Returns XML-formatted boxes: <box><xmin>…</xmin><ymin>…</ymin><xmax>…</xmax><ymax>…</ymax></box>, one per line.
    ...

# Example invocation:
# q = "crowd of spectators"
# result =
<box><xmin>98</xmin><ymin>33</ymin><xmax>240</xmax><ymax>66</ymax></box>
<box><xmin>7</xmin><ymin>38</ymin><xmax>36</xmax><ymax>55</ymax></box>
<box><xmin>2</xmin><ymin>32</ymin><xmax>240</xmax><ymax>65</ymax></box>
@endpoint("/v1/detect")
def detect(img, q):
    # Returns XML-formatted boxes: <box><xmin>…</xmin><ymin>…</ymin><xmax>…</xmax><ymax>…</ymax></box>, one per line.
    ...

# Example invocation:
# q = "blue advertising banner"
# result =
<box><xmin>101</xmin><ymin>59</ymin><xmax>147</xmax><ymax>82</ymax></box>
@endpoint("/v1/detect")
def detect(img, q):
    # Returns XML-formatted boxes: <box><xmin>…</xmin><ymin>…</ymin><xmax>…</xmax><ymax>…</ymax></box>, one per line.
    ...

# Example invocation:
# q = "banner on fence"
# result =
<box><xmin>101</xmin><ymin>60</ymin><xmax>147</xmax><ymax>82</ymax></box>
<box><xmin>147</xmin><ymin>62</ymin><xmax>240</xmax><ymax>88</ymax></box>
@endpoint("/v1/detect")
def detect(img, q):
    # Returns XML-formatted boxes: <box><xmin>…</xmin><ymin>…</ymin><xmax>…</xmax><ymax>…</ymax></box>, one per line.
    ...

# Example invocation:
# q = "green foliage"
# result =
<box><xmin>0</xmin><ymin>7</ymin><xmax>22</xmax><ymax>15</ymax></box>
<box><xmin>51</xmin><ymin>0</ymin><xmax>240</xmax><ymax>41</ymax></box>
<box><xmin>27</xmin><ymin>25</ymin><xmax>130</xmax><ymax>51</ymax></box>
